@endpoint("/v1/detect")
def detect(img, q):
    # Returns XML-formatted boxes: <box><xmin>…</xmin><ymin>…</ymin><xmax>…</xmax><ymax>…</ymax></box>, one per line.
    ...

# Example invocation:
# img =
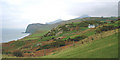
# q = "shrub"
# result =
<box><xmin>13</xmin><ymin>50</ymin><xmax>23</xmax><ymax>57</ymax></box>
<box><xmin>2</xmin><ymin>51</ymin><xmax>12</xmax><ymax>54</ymax></box>
<box><xmin>70</xmin><ymin>35</ymin><xmax>87</xmax><ymax>41</ymax></box>
<box><xmin>36</xmin><ymin>48</ymin><xmax>42</xmax><ymax>51</ymax></box>
<box><xmin>51</xmin><ymin>37</ymin><xmax>55</xmax><ymax>39</ymax></box>
<box><xmin>24</xmin><ymin>51</ymin><xmax>32</xmax><ymax>53</ymax></box>
<box><xmin>111</xmin><ymin>21</ymin><xmax>115</xmax><ymax>23</ymax></box>
<box><xmin>42</xmin><ymin>45</ymin><xmax>51</xmax><ymax>49</ymax></box>
<box><xmin>50</xmin><ymin>40</ymin><xmax>65</xmax><ymax>47</ymax></box>
<box><xmin>59</xmin><ymin>25</ymin><xmax>70</xmax><ymax>31</ymax></box>
<box><xmin>96</xmin><ymin>25</ymin><xmax>117</xmax><ymax>33</ymax></box>
<box><xmin>36</xmin><ymin>40</ymin><xmax>65</xmax><ymax>50</ymax></box>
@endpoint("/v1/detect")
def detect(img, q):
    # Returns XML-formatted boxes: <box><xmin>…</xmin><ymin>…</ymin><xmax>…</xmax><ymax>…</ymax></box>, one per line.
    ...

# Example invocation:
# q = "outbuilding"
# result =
<box><xmin>88</xmin><ymin>24</ymin><xmax>95</xmax><ymax>28</ymax></box>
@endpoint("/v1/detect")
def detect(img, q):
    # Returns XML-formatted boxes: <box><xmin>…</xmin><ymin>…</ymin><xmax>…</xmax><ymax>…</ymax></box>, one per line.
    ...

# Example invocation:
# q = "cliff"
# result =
<box><xmin>25</xmin><ymin>23</ymin><xmax>55</xmax><ymax>33</ymax></box>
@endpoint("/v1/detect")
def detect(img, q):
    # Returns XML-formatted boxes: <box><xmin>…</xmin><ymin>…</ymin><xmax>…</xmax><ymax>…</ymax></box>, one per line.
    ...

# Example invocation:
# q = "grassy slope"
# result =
<box><xmin>42</xmin><ymin>33</ymin><xmax>118</xmax><ymax>58</ymax></box>
<box><xmin>2</xmin><ymin>17</ymin><xmax>118</xmax><ymax>58</ymax></box>
<box><xmin>20</xmin><ymin>30</ymin><xmax>48</xmax><ymax>41</ymax></box>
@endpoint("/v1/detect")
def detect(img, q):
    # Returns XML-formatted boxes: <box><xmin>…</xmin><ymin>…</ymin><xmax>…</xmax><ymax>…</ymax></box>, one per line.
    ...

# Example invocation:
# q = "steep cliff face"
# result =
<box><xmin>25</xmin><ymin>23</ymin><xmax>41</xmax><ymax>33</ymax></box>
<box><xmin>25</xmin><ymin>23</ymin><xmax>55</xmax><ymax>33</ymax></box>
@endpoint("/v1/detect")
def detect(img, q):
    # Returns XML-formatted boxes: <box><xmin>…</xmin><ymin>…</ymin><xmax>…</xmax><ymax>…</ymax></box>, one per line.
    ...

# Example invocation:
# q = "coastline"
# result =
<box><xmin>2</xmin><ymin>33</ymin><xmax>30</xmax><ymax>43</ymax></box>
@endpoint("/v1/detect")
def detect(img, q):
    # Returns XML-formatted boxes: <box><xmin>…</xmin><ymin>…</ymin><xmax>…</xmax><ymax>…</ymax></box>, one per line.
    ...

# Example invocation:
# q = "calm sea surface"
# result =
<box><xmin>2</xmin><ymin>28</ymin><xmax>29</xmax><ymax>43</ymax></box>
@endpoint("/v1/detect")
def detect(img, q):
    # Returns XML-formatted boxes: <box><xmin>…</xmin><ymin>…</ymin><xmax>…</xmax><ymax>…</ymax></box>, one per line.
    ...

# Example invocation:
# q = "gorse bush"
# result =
<box><xmin>59</xmin><ymin>25</ymin><xmax>70</xmax><ymax>31</ymax></box>
<box><xmin>69</xmin><ymin>35</ymin><xmax>87</xmax><ymax>41</ymax></box>
<box><xmin>13</xmin><ymin>50</ymin><xmax>23</xmax><ymax>57</ymax></box>
<box><xmin>36</xmin><ymin>47</ymin><xmax>42</xmax><ymax>51</ymax></box>
<box><xmin>42</xmin><ymin>44</ymin><xmax>51</xmax><ymax>49</ymax></box>
<box><xmin>2</xmin><ymin>51</ymin><xmax>12</xmax><ymax>54</ymax></box>
<box><xmin>51</xmin><ymin>40</ymin><xmax>65</xmax><ymax>47</ymax></box>
<box><xmin>36</xmin><ymin>40</ymin><xmax>65</xmax><ymax>51</ymax></box>
<box><xmin>96</xmin><ymin>25</ymin><xmax>117</xmax><ymax>33</ymax></box>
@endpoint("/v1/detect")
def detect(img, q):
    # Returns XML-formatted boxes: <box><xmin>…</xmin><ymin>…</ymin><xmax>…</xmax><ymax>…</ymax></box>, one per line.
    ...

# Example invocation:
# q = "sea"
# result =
<box><xmin>1</xmin><ymin>28</ymin><xmax>30</xmax><ymax>43</ymax></box>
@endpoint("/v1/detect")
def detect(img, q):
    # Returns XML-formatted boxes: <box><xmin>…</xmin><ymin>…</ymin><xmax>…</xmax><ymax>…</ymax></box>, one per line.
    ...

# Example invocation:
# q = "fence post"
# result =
<box><xmin>73</xmin><ymin>40</ymin><xmax>75</xmax><ymax>46</ymax></box>
<box><xmin>44</xmin><ymin>49</ymin><xmax>46</xmax><ymax>56</ymax></box>
<box><xmin>100</xmin><ymin>33</ymin><xmax>102</xmax><ymax>38</ymax></box>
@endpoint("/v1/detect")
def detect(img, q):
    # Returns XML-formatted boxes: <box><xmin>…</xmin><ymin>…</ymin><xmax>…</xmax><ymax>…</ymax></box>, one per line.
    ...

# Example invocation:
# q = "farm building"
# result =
<box><xmin>88</xmin><ymin>24</ymin><xmax>95</xmax><ymax>28</ymax></box>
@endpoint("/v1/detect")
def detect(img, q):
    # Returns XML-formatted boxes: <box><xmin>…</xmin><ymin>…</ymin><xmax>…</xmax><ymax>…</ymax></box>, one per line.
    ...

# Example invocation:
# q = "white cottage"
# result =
<box><xmin>88</xmin><ymin>24</ymin><xmax>95</xmax><ymax>28</ymax></box>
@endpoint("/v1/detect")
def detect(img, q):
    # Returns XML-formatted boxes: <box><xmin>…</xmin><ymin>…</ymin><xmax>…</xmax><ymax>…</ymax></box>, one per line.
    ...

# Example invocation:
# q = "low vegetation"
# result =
<box><xmin>13</xmin><ymin>50</ymin><xmax>23</xmax><ymax>57</ymax></box>
<box><xmin>96</xmin><ymin>25</ymin><xmax>118</xmax><ymax>33</ymax></box>
<box><xmin>2</xmin><ymin>17</ymin><xmax>118</xmax><ymax>58</ymax></box>
<box><xmin>68</xmin><ymin>35</ymin><xmax>88</xmax><ymax>41</ymax></box>
<box><xmin>42</xmin><ymin>33</ymin><xmax>118</xmax><ymax>58</ymax></box>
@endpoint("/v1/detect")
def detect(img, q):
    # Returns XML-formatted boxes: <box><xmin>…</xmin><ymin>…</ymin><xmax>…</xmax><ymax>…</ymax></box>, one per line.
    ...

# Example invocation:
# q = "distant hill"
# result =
<box><xmin>46</xmin><ymin>19</ymin><xmax>63</xmax><ymax>24</ymax></box>
<box><xmin>75</xmin><ymin>15</ymin><xmax>90</xmax><ymax>19</ymax></box>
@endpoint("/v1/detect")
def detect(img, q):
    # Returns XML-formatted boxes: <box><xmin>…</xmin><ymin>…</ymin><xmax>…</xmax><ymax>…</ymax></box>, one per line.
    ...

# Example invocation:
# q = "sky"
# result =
<box><xmin>0</xmin><ymin>0</ymin><xmax>119</xmax><ymax>29</ymax></box>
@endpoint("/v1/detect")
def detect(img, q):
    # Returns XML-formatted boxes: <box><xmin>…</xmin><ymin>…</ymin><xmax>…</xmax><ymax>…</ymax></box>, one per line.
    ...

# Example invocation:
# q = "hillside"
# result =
<box><xmin>25</xmin><ymin>17</ymin><xmax>117</xmax><ymax>33</ymax></box>
<box><xmin>46</xmin><ymin>19</ymin><xmax>63</xmax><ymax>24</ymax></box>
<box><xmin>2</xmin><ymin>17</ymin><xmax>119</xmax><ymax>58</ymax></box>
<box><xmin>42</xmin><ymin>30</ymin><xmax>118</xmax><ymax>58</ymax></box>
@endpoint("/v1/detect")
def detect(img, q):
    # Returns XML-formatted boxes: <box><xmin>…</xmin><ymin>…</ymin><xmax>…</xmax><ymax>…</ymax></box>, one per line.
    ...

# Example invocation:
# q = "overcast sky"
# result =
<box><xmin>0</xmin><ymin>0</ymin><xmax>119</xmax><ymax>29</ymax></box>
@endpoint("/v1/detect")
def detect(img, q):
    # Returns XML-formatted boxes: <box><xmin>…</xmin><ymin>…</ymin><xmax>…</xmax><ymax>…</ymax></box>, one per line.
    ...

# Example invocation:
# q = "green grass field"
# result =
<box><xmin>42</xmin><ymin>33</ymin><xmax>118</xmax><ymax>58</ymax></box>
<box><xmin>21</xmin><ymin>30</ymin><xmax>49</xmax><ymax>41</ymax></box>
<box><xmin>2</xmin><ymin>18</ymin><xmax>118</xmax><ymax>58</ymax></box>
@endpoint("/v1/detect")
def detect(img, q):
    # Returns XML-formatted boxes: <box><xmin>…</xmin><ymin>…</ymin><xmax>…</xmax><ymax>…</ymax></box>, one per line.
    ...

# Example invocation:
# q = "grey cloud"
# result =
<box><xmin>67</xmin><ymin>2</ymin><xmax>118</xmax><ymax>17</ymax></box>
<box><xmin>1</xmin><ymin>0</ymin><xmax>118</xmax><ymax>29</ymax></box>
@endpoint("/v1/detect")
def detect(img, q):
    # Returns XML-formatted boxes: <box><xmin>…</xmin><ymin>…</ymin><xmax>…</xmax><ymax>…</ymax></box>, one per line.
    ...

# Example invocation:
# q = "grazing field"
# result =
<box><xmin>42</xmin><ymin>33</ymin><xmax>118</xmax><ymax>58</ymax></box>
